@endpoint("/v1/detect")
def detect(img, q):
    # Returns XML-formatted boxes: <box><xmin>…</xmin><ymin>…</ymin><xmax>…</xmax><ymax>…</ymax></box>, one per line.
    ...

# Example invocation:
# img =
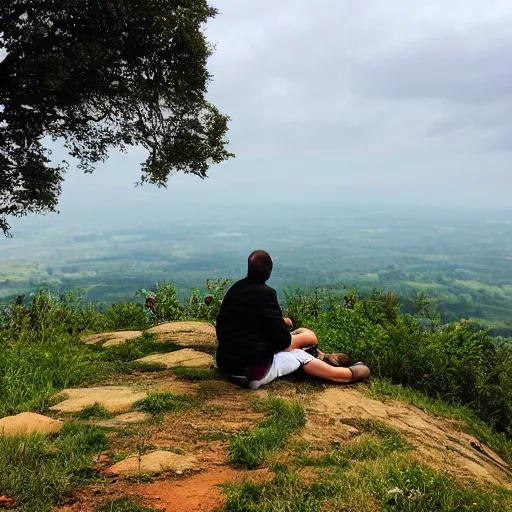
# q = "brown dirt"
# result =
<box><xmin>137</xmin><ymin>467</ymin><xmax>270</xmax><ymax>512</ymax></box>
<box><xmin>309</xmin><ymin>387</ymin><xmax>512</xmax><ymax>488</ymax></box>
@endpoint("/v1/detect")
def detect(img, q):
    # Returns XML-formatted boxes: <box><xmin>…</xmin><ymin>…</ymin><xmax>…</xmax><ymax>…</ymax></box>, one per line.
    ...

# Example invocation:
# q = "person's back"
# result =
<box><xmin>216</xmin><ymin>276</ymin><xmax>291</xmax><ymax>375</ymax></box>
<box><xmin>215</xmin><ymin>249</ymin><xmax>371</xmax><ymax>388</ymax></box>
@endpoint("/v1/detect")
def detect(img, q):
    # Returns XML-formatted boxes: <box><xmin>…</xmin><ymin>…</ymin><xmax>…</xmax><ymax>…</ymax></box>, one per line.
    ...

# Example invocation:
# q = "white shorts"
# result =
<box><xmin>248</xmin><ymin>349</ymin><xmax>314</xmax><ymax>390</ymax></box>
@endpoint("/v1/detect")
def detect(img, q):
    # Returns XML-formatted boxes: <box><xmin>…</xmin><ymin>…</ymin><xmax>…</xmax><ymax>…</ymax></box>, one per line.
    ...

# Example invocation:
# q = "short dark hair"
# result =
<box><xmin>247</xmin><ymin>250</ymin><xmax>273</xmax><ymax>282</ymax></box>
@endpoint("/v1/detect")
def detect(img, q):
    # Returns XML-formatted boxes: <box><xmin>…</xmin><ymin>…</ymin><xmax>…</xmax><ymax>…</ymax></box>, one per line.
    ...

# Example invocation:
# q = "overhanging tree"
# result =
<box><xmin>0</xmin><ymin>0</ymin><xmax>232</xmax><ymax>235</ymax></box>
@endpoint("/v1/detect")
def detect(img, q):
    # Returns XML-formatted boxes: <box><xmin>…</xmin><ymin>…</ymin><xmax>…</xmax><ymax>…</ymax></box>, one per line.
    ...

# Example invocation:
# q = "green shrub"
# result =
<box><xmin>137</xmin><ymin>282</ymin><xmax>183</xmax><ymax>323</ymax></box>
<box><xmin>186</xmin><ymin>279</ymin><xmax>230</xmax><ymax>324</ymax></box>
<box><xmin>104</xmin><ymin>301</ymin><xmax>150</xmax><ymax>330</ymax></box>
<box><xmin>287</xmin><ymin>289</ymin><xmax>512</xmax><ymax>435</ymax></box>
<box><xmin>1</xmin><ymin>289</ymin><xmax>110</xmax><ymax>337</ymax></box>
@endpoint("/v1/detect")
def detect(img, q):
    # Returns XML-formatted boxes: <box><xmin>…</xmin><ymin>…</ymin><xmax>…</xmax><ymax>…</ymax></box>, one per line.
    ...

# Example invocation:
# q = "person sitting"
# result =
<box><xmin>215</xmin><ymin>250</ymin><xmax>370</xmax><ymax>389</ymax></box>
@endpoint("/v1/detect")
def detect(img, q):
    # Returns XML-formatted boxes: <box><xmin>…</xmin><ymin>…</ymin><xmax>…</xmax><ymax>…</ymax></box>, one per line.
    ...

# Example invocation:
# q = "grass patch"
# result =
<box><xmin>367</xmin><ymin>378</ymin><xmax>512</xmax><ymax>465</ymax></box>
<box><xmin>299</xmin><ymin>420</ymin><xmax>408</xmax><ymax>467</ymax></box>
<box><xmin>199</xmin><ymin>431</ymin><xmax>234</xmax><ymax>442</ymax></box>
<box><xmin>99</xmin><ymin>334</ymin><xmax>180</xmax><ymax>363</ymax></box>
<box><xmin>97</xmin><ymin>497</ymin><xmax>160</xmax><ymax>511</ymax></box>
<box><xmin>77</xmin><ymin>402</ymin><xmax>114</xmax><ymax>420</ymax></box>
<box><xmin>228</xmin><ymin>397</ymin><xmax>305</xmax><ymax>469</ymax></box>
<box><xmin>0</xmin><ymin>422</ymin><xmax>108</xmax><ymax>512</ymax></box>
<box><xmin>124</xmin><ymin>361</ymin><xmax>168</xmax><ymax>372</ymax></box>
<box><xmin>172</xmin><ymin>365</ymin><xmax>219</xmax><ymax>381</ymax></box>
<box><xmin>342</xmin><ymin>418</ymin><xmax>409</xmax><ymax>453</ymax></box>
<box><xmin>133</xmin><ymin>392</ymin><xmax>195</xmax><ymax>415</ymax></box>
<box><xmin>222</xmin><ymin>458</ymin><xmax>512</xmax><ymax>512</ymax></box>
<box><xmin>0</xmin><ymin>333</ymin><xmax>116</xmax><ymax>418</ymax></box>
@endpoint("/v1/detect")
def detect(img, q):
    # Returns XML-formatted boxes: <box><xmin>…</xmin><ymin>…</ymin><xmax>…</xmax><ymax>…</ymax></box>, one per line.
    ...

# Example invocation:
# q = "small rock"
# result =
<box><xmin>106</xmin><ymin>450</ymin><xmax>198</xmax><ymax>476</ymax></box>
<box><xmin>49</xmin><ymin>387</ymin><xmax>147</xmax><ymax>414</ymax></box>
<box><xmin>82</xmin><ymin>331</ymin><xmax>143</xmax><ymax>346</ymax></box>
<box><xmin>0</xmin><ymin>495</ymin><xmax>16</xmax><ymax>508</ymax></box>
<box><xmin>147</xmin><ymin>322</ymin><xmax>216</xmax><ymax>347</ymax></box>
<box><xmin>0</xmin><ymin>412</ymin><xmax>63</xmax><ymax>436</ymax></box>
<box><xmin>135</xmin><ymin>349</ymin><xmax>214</xmax><ymax>368</ymax></box>
<box><xmin>114</xmin><ymin>412</ymin><xmax>151</xmax><ymax>424</ymax></box>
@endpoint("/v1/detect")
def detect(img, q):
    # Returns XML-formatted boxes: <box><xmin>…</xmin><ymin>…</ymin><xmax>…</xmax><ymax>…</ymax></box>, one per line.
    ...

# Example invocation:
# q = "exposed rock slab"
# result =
<box><xmin>114</xmin><ymin>412</ymin><xmax>151</xmax><ymax>423</ymax></box>
<box><xmin>95</xmin><ymin>411</ymin><xmax>151</xmax><ymax>428</ymax></box>
<box><xmin>107</xmin><ymin>450</ymin><xmax>198</xmax><ymax>476</ymax></box>
<box><xmin>147</xmin><ymin>321</ymin><xmax>216</xmax><ymax>347</ymax></box>
<box><xmin>82</xmin><ymin>331</ymin><xmax>143</xmax><ymax>347</ymax></box>
<box><xmin>49</xmin><ymin>386</ymin><xmax>147</xmax><ymax>414</ymax></box>
<box><xmin>311</xmin><ymin>387</ymin><xmax>512</xmax><ymax>489</ymax></box>
<box><xmin>0</xmin><ymin>412</ymin><xmax>63</xmax><ymax>436</ymax></box>
<box><xmin>135</xmin><ymin>348</ymin><xmax>214</xmax><ymax>368</ymax></box>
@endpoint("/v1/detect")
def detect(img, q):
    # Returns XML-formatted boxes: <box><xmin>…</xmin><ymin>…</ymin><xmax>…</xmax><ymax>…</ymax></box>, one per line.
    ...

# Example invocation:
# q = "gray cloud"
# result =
<box><xmin>206</xmin><ymin>0</ymin><xmax>512</xmax><ymax>156</ymax></box>
<box><xmin>11</xmin><ymin>0</ymin><xmax>512</xmax><ymax>232</ymax></box>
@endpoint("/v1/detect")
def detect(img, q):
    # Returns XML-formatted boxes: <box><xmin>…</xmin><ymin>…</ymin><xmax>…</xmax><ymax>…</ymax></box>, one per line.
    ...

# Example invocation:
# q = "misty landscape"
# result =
<box><xmin>2</xmin><ymin>204</ymin><xmax>512</xmax><ymax>335</ymax></box>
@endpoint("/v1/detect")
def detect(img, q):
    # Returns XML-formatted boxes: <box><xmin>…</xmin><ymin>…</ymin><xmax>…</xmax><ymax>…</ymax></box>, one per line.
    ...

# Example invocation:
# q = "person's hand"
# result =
<box><xmin>283</xmin><ymin>317</ymin><xmax>294</xmax><ymax>329</ymax></box>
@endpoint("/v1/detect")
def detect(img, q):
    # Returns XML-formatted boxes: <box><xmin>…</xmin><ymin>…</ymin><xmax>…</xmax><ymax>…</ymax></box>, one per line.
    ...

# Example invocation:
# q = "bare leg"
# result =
<box><xmin>288</xmin><ymin>328</ymin><xmax>318</xmax><ymax>350</ymax></box>
<box><xmin>302</xmin><ymin>358</ymin><xmax>353</xmax><ymax>382</ymax></box>
<box><xmin>290</xmin><ymin>328</ymin><xmax>350</xmax><ymax>367</ymax></box>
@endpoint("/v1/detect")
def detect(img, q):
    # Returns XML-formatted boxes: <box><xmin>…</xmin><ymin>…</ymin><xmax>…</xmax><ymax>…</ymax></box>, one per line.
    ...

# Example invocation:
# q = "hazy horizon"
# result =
<box><xmin>4</xmin><ymin>0</ymin><xmax>512</xmax><ymax>235</ymax></box>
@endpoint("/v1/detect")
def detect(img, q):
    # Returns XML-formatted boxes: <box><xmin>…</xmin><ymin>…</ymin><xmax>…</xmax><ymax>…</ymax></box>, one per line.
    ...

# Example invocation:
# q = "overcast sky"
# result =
<box><xmin>12</xmin><ymin>0</ymin><xmax>512</xmax><ymax>230</ymax></box>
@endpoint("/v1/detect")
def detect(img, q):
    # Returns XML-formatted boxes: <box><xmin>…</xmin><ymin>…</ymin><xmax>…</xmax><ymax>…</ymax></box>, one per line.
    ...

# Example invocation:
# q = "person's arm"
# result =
<box><xmin>260</xmin><ymin>288</ymin><xmax>292</xmax><ymax>352</ymax></box>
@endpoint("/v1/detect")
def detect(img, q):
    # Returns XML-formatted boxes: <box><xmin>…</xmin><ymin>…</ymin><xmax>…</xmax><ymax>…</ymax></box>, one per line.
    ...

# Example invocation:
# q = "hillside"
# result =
<box><xmin>1</xmin><ymin>288</ymin><xmax>512</xmax><ymax>511</ymax></box>
<box><xmin>1</xmin><ymin>321</ymin><xmax>511</xmax><ymax>511</ymax></box>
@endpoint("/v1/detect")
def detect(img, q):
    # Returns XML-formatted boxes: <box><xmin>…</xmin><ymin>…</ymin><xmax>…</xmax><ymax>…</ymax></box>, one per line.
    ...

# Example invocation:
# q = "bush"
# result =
<box><xmin>137</xmin><ymin>282</ymin><xmax>183</xmax><ymax>323</ymax></box>
<box><xmin>186</xmin><ymin>279</ymin><xmax>230</xmax><ymax>324</ymax></box>
<box><xmin>287</xmin><ymin>289</ymin><xmax>512</xmax><ymax>435</ymax></box>
<box><xmin>104</xmin><ymin>302</ymin><xmax>150</xmax><ymax>330</ymax></box>
<box><xmin>1</xmin><ymin>289</ymin><xmax>109</xmax><ymax>337</ymax></box>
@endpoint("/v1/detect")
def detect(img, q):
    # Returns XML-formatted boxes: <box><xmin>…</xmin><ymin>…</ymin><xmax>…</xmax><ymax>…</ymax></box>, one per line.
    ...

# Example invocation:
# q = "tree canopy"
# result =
<box><xmin>0</xmin><ymin>0</ymin><xmax>232</xmax><ymax>234</ymax></box>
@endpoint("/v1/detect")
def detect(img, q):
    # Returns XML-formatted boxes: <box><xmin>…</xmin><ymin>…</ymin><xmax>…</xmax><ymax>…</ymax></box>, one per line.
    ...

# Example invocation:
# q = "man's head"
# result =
<box><xmin>247</xmin><ymin>250</ymin><xmax>273</xmax><ymax>283</ymax></box>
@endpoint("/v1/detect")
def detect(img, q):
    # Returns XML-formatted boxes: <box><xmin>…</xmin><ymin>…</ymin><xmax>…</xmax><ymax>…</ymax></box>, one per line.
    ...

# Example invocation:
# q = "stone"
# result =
<box><xmin>82</xmin><ymin>331</ymin><xmax>143</xmax><ymax>347</ymax></box>
<box><xmin>147</xmin><ymin>322</ymin><xmax>216</xmax><ymax>347</ymax></box>
<box><xmin>107</xmin><ymin>450</ymin><xmax>198</xmax><ymax>476</ymax></box>
<box><xmin>49</xmin><ymin>387</ymin><xmax>147</xmax><ymax>414</ymax></box>
<box><xmin>135</xmin><ymin>349</ymin><xmax>214</xmax><ymax>369</ymax></box>
<box><xmin>114</xmin><ymin>412</ymin><xmax>151</xmax><ymax>424</ymax></box>
<box><xmin>0</xmin><ymin>412</ymin><xmax>63</xmax><ymax>436</ymax></box>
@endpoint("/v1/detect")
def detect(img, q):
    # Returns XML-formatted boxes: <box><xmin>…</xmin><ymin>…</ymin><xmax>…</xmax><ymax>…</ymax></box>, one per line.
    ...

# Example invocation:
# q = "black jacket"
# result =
<box><xmin>216</xmin><ymin>277</ymin><xmax>291</xmax><ymax>375</ymax></box>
